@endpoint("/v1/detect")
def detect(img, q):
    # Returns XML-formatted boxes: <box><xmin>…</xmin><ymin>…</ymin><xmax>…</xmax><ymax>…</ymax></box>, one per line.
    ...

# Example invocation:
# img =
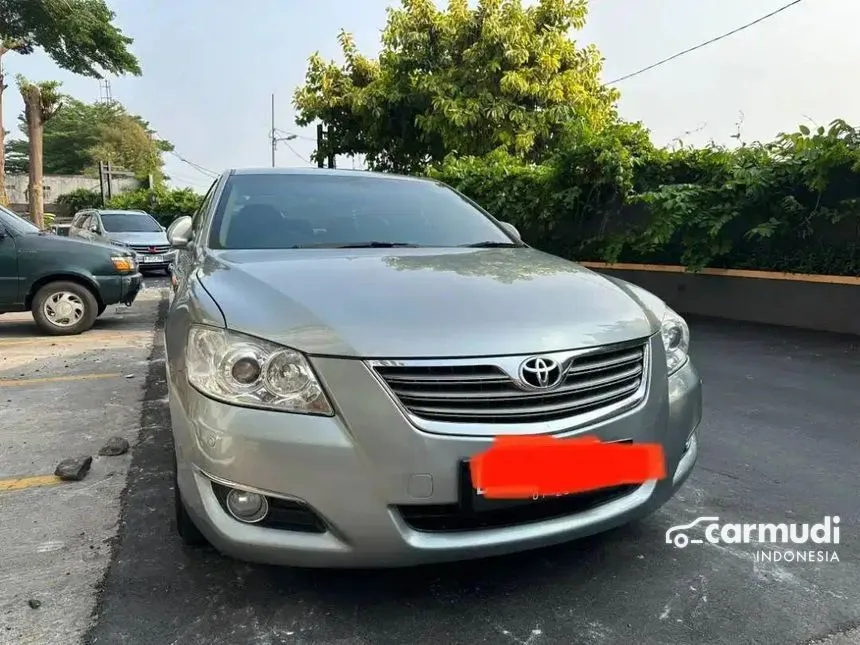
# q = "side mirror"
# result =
<box><xmin>500</xmin><ymin>221</ymin><xmax>521</xmax><ymax>240</ymax></box>
<box><xmin>167</xmin><ymin>216</ymin><xmax>193</xmax><ymax>248</ymax></box>
<box><xmin>90</xmin><ymin>224</ymin><xmax>100</xmax><ymax>233</ymax></box>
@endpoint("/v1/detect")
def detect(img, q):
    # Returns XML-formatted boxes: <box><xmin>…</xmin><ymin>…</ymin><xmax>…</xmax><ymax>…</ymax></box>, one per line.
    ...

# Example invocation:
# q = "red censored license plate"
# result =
<box><xmin>464</xmin><ymin>436</ymin><xmax>665</xmax><ymax>510</ymax></box>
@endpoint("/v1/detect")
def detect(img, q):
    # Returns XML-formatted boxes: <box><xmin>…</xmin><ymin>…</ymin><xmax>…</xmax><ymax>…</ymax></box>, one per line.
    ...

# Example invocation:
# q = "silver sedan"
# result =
<box><xmin>163</xmin><ymin>168</ymin><xmax>702</xmax><ymax>568</ymax></box>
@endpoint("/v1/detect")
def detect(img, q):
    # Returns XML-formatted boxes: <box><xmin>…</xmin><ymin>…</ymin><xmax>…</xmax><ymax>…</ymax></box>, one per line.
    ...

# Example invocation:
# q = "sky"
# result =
<box><xmin>3</xmin><ymin>0</ymin><xmax>859</xmax><ymax>192</ymax></box>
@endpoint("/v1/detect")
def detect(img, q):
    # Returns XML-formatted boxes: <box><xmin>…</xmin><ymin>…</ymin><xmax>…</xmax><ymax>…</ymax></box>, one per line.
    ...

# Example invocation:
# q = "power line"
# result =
<box><xmin>275</xmin><ymin>128</ymin><xmax>316</xmax><ymax>143</ymax></box>
<box><xmin>281</xmin><ymin>140</ymin><xmax>311</xmax><ymax>165</ymax></box>
<box><xmin>606</xmin><ymin>0</ymin><xmax>805</xmax><ymax>85</ymax></box>
<box><xmin>166</xmin><ymin>149</ymin><xmax>218</xmax><ymax>178</ymax></box>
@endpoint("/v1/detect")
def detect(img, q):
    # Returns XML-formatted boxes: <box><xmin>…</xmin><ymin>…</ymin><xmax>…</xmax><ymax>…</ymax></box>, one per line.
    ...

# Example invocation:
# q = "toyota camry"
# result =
<box><xmin>163</xmin><ymin>167</ymin><xmax>702</xmax><ymax>568</ymax></box>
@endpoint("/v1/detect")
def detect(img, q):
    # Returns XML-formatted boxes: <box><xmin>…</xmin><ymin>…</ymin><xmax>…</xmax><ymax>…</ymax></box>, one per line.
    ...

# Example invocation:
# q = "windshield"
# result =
<box><xmin>0</xmin><ymin>205</ymin><xmax>40</xmax><ymax>234</ymax></box>
<box><xmin>100</xmin><ymin>212</ymin><xmax>163</xmax><ymax>233</ymax></box>
<box><xmin>207</xmin><ymin>173</ymin><xmax>519</xmax><ymax>250</ymax></box>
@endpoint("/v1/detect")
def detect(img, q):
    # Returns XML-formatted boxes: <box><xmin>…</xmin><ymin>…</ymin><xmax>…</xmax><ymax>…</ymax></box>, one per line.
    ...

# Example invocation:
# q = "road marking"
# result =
<box><xmin>0</xmin><ymin>373</ymin><xmax>122</xmax><ymax>387</ymax></box>
<box><xmin>0</xmin><ymin>475</ymin><xmax>63</xmax><ymax>492</ymax></box>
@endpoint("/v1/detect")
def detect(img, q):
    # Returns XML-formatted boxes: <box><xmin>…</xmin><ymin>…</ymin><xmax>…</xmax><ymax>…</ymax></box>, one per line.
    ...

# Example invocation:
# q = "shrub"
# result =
<box><xmin>107</xmin><ymin>187</ymin><xmax>203</xmax><ymax>226</ymax></box>
<box><xmin>56</xmin><ymin>188</ymin><xmax>102</xmax><ymax>213</ymax></box>
<box><xmin>428</xmin><ymin>119</ymin><xmax>860</xmax><ymax>276</ymax></box>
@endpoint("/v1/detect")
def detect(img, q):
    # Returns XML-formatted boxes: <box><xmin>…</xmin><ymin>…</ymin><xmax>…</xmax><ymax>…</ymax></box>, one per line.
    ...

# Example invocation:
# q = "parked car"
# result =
<box><xmin>164</xmin><ymin>168</ymin><xmax>702</xmax><ymax>568</ymax></box>
<box><xmin>0</xmin><ymin>205</ymin><xmax>142</xmax><ymax>335</ymax></box>
<box><xmin>69</xmin><ymin>208</ymin><xmax>174</xmax><ymax>275</ymax></box>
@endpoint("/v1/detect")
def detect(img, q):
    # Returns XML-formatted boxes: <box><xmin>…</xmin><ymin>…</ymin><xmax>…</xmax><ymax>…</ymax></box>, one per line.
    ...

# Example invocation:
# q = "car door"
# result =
<box><xmin>88</xmin><ymin>212</ymin><xmax>106</xmax><ymax>241</ymax></box>
<box><xmin>75</xmin><ymin>213</ymin><xmax>93</xmax><ymax>240</ymax></box>
<box><xmin>69</xmin><ymin>211</ymin><xmax>87</xmax><ymax>239</ymax></box>
<box><xmin>0</xmin><ymin>223</ymin><xmax>19</xmax><ymax>308</ymax></box>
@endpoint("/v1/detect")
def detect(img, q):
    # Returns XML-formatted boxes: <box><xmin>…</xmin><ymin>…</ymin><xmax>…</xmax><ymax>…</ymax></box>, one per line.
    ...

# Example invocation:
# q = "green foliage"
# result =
<box><xmin>107</xmin><ymin>187</ymin><xmax>203</xmax><ymax>226</ymax></box>
<box><xmin>430</xmin><ymin>119</ymin><xmax>860</xmax><ymax>276</ymax></box>
<box><xmin>294</xmin><ymin>0</ymin><xmax>618</xmax><ymax>172</ymax></box>
<box><xmin>4</xmin><ymin>97</ymin><xmax>172</xmax><ymax>180</ymax></box>
<box><xmin>17</xmin><ymin>76</ymin><xmax>63</xmax><ymax>123</ymax></box>
<box><xmin>56</xmin><ymin>188</ymin><xmax>102</xmax><ymax>212</ymax></box>
<box><xmin>0</xmin><ymin>0</ymin><xmax>140</xmax><ymax>77</ymax></box>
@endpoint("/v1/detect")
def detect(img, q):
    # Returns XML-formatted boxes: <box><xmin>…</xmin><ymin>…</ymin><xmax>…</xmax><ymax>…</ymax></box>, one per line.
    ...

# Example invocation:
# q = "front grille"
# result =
<box><xmin>374</xmin><ymin>343</ymin><xmax>647</xmax><ymax>424</ymax></box>
<box><xmin>397</xmin><ymin>484</ymin><xmax>638</xmax><ymax>532</ymax></box>
<box><xmin>129</xmin><ymin>244</ymin><xmax>170</xmax><ymax>254</ymax></box>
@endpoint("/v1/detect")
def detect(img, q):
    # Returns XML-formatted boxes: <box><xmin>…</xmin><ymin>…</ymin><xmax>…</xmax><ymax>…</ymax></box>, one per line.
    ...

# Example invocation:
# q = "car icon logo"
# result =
<box><xmin>665</xmin><ymin>516</ymin><xmax>720</xmax><ymax>548</ymax></box>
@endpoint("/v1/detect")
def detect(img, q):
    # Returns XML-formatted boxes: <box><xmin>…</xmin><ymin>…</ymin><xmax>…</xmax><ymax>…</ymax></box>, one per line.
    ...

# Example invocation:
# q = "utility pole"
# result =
<box><xmin>271</xmin><ymin>93</ymin><xmax>276</xmax><ymax>167</ymax></box>
<box><xmin>98</xmin><ymin>161</ymin><xmax>106</xmax><ymax>206</ymax></box>
<box><xmin>270</xmin><ymin>93</ymin><xmax>299</xmax><ymax>166</ymax></box>
<box><xmin>105</xmin><ymin>161</ymin><xmax>114</xmax><ymax>201</ymax></box>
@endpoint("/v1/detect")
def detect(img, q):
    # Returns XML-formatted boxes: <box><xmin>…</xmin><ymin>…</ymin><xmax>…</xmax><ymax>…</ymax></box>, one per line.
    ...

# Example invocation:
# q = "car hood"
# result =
<box><xmin>105</xmin><ymin>231</ymin><xmax>168</xmax><ymax>246</ymax></box>
<box><xmin>24</xmin><ymin>231</ymin><xmax>127</xmax><ymax>255</ymax></box>
<box><xmin>197</xmin><ymin>247</ymin><xmax>664</xmax><ymax>358</ymax></box>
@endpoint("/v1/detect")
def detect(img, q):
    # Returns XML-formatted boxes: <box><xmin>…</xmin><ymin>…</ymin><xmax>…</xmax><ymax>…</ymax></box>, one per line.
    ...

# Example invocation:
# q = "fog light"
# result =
<box><xmin>225</xmin><ymin>488</ymin><xmax>269</xmax><ymax>523</ymax></box>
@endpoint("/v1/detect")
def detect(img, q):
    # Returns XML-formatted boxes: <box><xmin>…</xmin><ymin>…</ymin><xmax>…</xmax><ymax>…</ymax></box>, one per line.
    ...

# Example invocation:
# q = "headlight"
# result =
<box><xmin>661</xmin><ymin>307</ymin><xmax>690</xmax><ymax>375</ymax></box>
<box><xmin>111</xmin><ymin>255</ymin><xmax>135</xmax><ymax>273</ymax></box>
<box><xmin>186</xmin><ymin>325</ymin><xmax>334</xmax><ymax>416</ymax></box>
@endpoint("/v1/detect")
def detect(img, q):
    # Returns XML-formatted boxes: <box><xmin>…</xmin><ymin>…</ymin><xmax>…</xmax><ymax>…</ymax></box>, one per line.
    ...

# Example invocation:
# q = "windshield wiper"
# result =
<box><xmin>459</xmin><ymin>241</ymin><xmax>523</xmax><ymax>248</ymax></box>
<box><xmin>293</xmin><ymin>241</ymin><xmax>421</xmax><ymax>249</ymax></box>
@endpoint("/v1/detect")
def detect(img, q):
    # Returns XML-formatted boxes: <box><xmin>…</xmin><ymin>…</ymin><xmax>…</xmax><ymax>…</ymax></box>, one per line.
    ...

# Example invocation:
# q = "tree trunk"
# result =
<box><xmin>22</xmin><ymin>84</ymin><xmax>44</xmax><ymax>229</ymax></box>
<box><xmin>0</xmin><ymin>49</ymin><xmax>8</xmax><ymax>207</ymax></box>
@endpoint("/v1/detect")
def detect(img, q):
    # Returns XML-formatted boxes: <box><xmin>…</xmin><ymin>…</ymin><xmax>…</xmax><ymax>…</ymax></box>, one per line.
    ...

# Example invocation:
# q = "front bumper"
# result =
<box><xmin>121</xmin><ymin>273</ymin><xmax>143</xmax><ymax>305</ymax></box>
<box><xmin>168</xmin><ymin>337</ymin><xmax>703</xmax><ymax>568</ymax></box>
<box><xmin>135</xmin><ymin>250</ymin><xmax>176</xmax><ymax>271</ymax></box>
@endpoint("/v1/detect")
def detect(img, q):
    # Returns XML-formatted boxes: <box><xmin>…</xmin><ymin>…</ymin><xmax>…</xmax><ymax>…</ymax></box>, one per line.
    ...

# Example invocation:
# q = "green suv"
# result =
<box><xmin>0</xmin><ymin>205</ymin><xmax>142</xmax><ymax>335</ymax></box>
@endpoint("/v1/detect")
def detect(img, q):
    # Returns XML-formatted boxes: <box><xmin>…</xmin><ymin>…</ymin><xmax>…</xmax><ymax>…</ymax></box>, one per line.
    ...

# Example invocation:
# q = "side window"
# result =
<box><xmin>72</xmin><ymin>211</ymin><xmax>89</xmax><ymax>228</ymax></box>
<box><xmin>191</xmin><ymin>179</ymin><xmax>219</xmax><ymax>239</ymax></box>
<box><xmin>78</xmin><ymin>214</ymin><xmax>92</xmax><ymax>230</ymax></box>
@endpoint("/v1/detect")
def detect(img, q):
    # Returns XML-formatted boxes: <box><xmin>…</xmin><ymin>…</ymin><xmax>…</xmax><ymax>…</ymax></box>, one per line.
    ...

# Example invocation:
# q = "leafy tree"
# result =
<box><xmin>0</xmin><ymin>0</ymin><xmax>141</xmax><ymax>204</ymax></box>
<box><xmin>18</xmin><ymin>76</ymin><xmax>62</xmax><ymax>228</ymax></box>
<box><xmin>293</xmin><ymin>0</ymin><xmax>618</xmax><ymax>172</ymax></box>
<box><xmin>107</xmin><ymin>187</ymin><xmax>203</xmax><ymax>226</ymax></box>
<box><xmin>4</xmin><ymin>97</ymin><xmax>173</xmax><ymax>181</ymax></box>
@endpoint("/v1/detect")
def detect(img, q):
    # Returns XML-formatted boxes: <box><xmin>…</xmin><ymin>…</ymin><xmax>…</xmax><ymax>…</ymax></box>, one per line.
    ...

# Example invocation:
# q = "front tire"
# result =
<box><xmin>31</xmin><ymin>281</ymin><xmax>99</xmax><ymax>336</ymax></box>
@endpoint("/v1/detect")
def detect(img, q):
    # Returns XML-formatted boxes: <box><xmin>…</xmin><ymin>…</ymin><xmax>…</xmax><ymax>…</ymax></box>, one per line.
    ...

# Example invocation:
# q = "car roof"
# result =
<box><xmin>227</xmin><ymin>167</ymin><xmax>432</xmax><ymax>184</ymax></box>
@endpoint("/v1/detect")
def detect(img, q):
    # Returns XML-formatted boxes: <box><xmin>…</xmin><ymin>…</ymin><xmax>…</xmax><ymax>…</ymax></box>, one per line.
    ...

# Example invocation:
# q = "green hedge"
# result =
<box><xmin>56</xmin><ymin>187</ymin><xmax>203</xmax><ymax>227</ymax></box>
<box><xmin>107</xmin><ymin>187</ymin><xmax>203</xmax><ymax>226</ymax></box>
<box><xmin>428</xmin><ymin>119</ymin><xmax>860</xmax><ymax>276</ymax></box>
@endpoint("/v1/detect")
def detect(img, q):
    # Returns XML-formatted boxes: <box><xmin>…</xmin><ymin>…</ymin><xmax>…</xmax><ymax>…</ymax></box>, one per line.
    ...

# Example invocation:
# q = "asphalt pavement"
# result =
<box><xmin>3</xmin><ymin>274</ymin><xmax>859</xmax><ymax>645</ymax></box>
<box><xmin>0</xmin><ymin>275</ymin><xmax>171</xmax><ymax>645</ymax></box>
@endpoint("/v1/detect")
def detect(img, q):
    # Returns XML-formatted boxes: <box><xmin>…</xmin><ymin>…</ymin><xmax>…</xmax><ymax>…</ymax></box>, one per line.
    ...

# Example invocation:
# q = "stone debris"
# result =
<box><xmin>98</xmin><ymin>437</ymin><xmax>130</xmax><ymax>457</ymax></box>
<box><xmin>54</xmin><ymin>456</ymin><xmax>93</xmax><ymax>481</ymax></box>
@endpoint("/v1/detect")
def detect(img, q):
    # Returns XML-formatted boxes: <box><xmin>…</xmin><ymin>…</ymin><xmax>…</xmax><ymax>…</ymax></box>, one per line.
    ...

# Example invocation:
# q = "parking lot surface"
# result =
<box><xmin>2</xmin><ymin>277</ymin><xmax>859</xmax><ymax>645</ymax></box>
<box><xmin>0</xmin><ymin>277</ymin><xmax>170</xmax><ymax>645</ymax></box>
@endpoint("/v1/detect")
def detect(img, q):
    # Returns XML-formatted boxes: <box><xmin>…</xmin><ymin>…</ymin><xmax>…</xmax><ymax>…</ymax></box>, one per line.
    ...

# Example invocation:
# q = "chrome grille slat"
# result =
<box><xmin>379</xmin><ymin>372</ymin><xmax>509</xmax><ymax>385</ymax></box>
<box><xmin>567</xmin><ymin>349</ymin><xmax>642</xmax><ymax>374</ymax></box>
<box><xmin>129</xmin><ymin>244</ymin><xmax>170</xmax><ymax>253</ymax></box>
<box><xmin>407</xmin><ymin>379</ymin><xmax>641</xmax><ymax>420</ymax></box>
<box><xmin>395</xmin><ymin>364</ymin><xmax>644</xmax><ymax>403</ymax></box>
<box><xmin>373</xmin><ymin>342</ymin><xmax>648</xmax><ymax>424</ymax></box>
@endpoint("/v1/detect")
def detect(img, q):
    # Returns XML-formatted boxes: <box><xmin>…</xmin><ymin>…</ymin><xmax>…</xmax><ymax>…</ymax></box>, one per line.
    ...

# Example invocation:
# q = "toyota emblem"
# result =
<box><xmin>518</xmin><ymin>356</ymin><xmax>564</xmax><ymax>390</ymax></box>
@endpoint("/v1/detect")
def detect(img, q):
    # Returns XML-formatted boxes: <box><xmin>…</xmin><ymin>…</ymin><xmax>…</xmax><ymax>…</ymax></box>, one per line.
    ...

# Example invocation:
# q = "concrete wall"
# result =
<box><xmin>583</xmin><ymin>263</ymin><xmax>860</xmax><ymax>337</ymax></box>
<box><xmin>4</xmin><ymin>174</ymin><xmax>141</xmax><ymax>216</ymax></box>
